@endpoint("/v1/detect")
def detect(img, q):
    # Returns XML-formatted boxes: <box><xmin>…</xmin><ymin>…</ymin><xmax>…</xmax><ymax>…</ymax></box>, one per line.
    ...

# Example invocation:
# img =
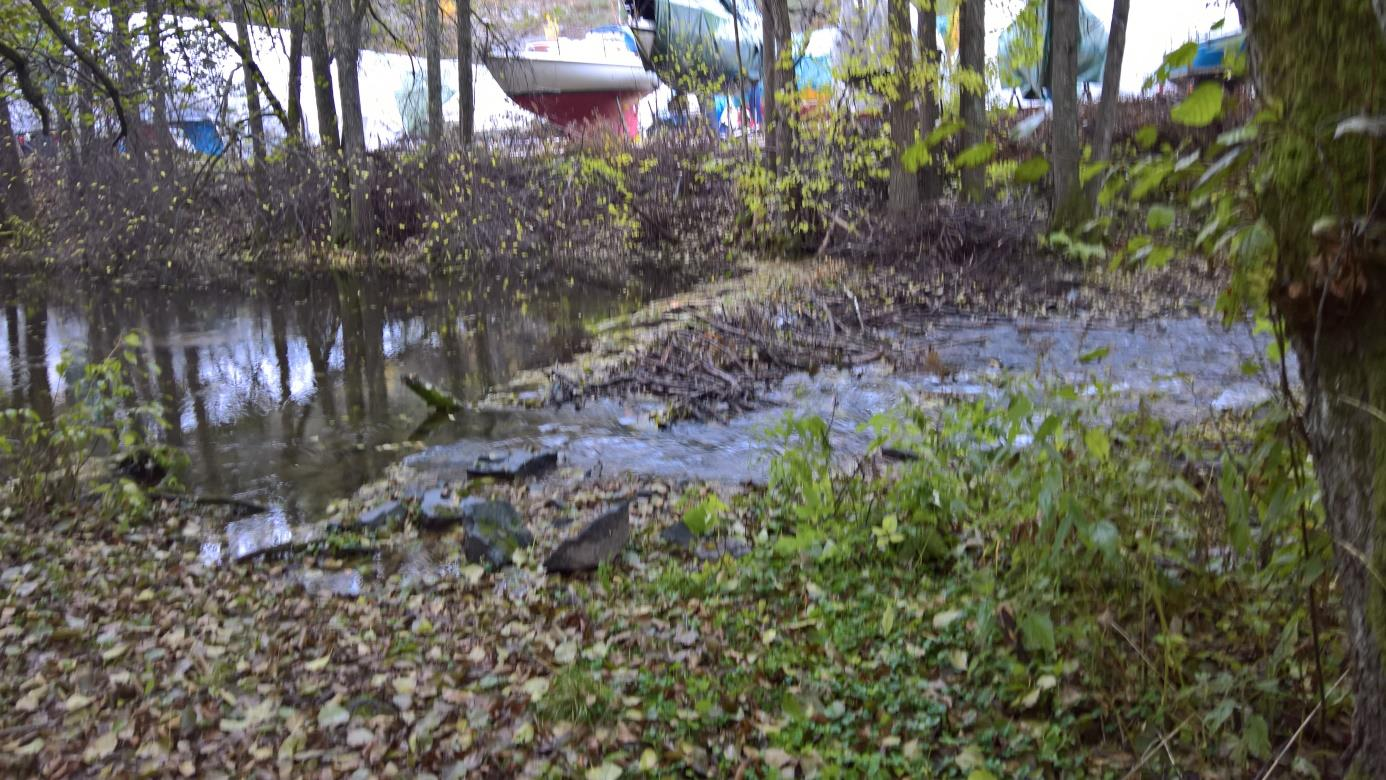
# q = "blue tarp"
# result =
<box><xmin>174</xmin><ymin>120</ymin><xmax>224</xmax><ymax>155</ymax></box>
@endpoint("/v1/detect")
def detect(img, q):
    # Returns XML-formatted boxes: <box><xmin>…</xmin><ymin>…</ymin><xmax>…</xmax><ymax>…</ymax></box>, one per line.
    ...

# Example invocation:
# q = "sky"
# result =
<box><xmin>985</xmin><ymin>0</ymin><xmax>1243</xmax><ymax>95</ymax></box>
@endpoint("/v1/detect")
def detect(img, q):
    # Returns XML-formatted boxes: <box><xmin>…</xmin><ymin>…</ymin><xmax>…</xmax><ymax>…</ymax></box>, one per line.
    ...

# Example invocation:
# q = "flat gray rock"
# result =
<box><xmin>358</xmin><ymin>499</ymin><xmax>405</xmax><ymax>528</ymax></box>
<box><xmin>544</xmin><ymin>502</ymin><xmax>631</xmax><ymax>575</ymax></box>
<box><xmin>467</xmin><ymin>450</ymin><xmax>558</xmax><ymax>481</ymax></box>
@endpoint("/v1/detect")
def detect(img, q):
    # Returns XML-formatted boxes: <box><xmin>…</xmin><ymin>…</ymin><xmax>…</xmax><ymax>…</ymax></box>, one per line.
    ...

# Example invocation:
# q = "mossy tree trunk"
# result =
<box><xmin>1236</xmin><ymin>0</ymin><xmax>1386</xmax><ymax>774</ymax></box>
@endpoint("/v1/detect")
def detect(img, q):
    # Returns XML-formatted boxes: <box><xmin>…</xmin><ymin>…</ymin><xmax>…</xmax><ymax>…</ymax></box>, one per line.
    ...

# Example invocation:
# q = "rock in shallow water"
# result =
<box><xmin>544</xmin><ymin>502</ymin><xmax>631</xmax><ymax>575</ymax></box>
<box><xmin>466</xmin><ymin>450</ymin><xmax>558</xmax><ymax>481</ymax></box>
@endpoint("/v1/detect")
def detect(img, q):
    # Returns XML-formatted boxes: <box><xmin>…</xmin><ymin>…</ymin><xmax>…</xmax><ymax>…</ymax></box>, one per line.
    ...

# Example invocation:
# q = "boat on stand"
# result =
<box><xmin>485</xmin><ymin>26</ymin><xmax>661</xmax><ymax>138</ymax></box>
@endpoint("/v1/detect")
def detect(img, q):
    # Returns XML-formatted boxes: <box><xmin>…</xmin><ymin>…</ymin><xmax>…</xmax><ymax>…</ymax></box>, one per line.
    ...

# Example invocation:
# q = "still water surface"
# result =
<box><xmin>1</xmin><ymin>275</ymin><xmax>651</xmax><ymax>513</ymax></box>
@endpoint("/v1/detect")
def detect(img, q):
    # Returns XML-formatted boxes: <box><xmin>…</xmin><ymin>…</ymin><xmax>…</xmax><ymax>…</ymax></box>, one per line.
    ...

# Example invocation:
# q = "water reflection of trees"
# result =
<box><xmin>1</xmin><ymin>275</ymin><xmax>634</xmax><ymax>510</ymax></box>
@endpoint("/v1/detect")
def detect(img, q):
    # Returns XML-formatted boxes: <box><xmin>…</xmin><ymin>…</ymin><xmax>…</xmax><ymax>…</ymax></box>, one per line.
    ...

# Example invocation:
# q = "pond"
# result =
<box><xmin>0</xmin><ymin>274</ymin><xmax>655</xmax><ymax>515</ymax></box>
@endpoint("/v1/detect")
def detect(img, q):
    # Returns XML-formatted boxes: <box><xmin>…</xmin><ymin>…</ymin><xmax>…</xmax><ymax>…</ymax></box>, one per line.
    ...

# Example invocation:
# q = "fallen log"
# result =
<box><xmin>403</xmin><ymin>374</ymin><xmax>466</xmax><ymax>413</ymax></box>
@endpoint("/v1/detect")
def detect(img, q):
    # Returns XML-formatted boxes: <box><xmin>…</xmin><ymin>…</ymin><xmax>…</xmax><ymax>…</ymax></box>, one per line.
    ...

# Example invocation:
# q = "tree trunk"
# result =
<box><xmin>424</xmin><ymin>0</ymin><xmax>442</xmax><ymax>145</ymax></box>
<box><xmin>333</xmin><ymin>0</ymin><xmax>372</xmax><ymax>245</ymax></box>
<box><xmin>0</xmin><ymin>93</ymin><xmax>35</xmax><ymax>223</ymax></box>
<box><xmin>286</xmin><ymin>0</ymin><xmax>305</xmax><ymax>139</ymax></box>
<box><xmin>108</xmin><ymin>1</ymin><xmax>146</xmax><ymax>166</ymax></box>
<box><xmin>231</xmin><ymin>0</ymin><xmax>267</xmax><ymax>166</ymax></box>
<box><xmin>760</xmin><ymin>0</ymin><xmax>780</xmax><ymax>174</ymax></box>
<box><xmin>761</xmin><ymin>0</ymin><xmax>793</xmax><ymax>176</ymax></box>
<box><xmin>1235</xmin><ymin>0</ymin><xmax>1386</xmax><ymax>775</ymax></box>
<box><xmin>958</xmin><ymin>0</ymin><xmax>986</xmax><ymax>202</ymax></box>
<box><xmin>306</xmin><ymin>0</ymin><xmax>348</xmax><ymax>239</ymax></box>
<box><xmin>456</xmin><ymin>0</ymin><xmax>474</xmax><ymax>145</ymax></box>
<box><xmin>143</xmin><ymin>0</ymin><xmax>174</xmax><ymax>152</ymax></box>
<box><xmin>1048</xmin><ymin>0</ymin><xmax>1084</xmax><ymax>226</ymax></box>
<box><xmin>1085</xmin><ymin>0</ymin><xmax>1128</xmax><ymax>208</ymax></box>
<box><xmin>915</xmin><ymin>2</ymin><xmax>941</xmax><ymax>201</ymax></box>
<box><xmin>305</xmin><ymin>0</ymin><xmax>338</xmax><ymax>148</ymax></box>
<box><xmin>886</xmin><ymin>0</ymin><xmax>917</xmax><ymax>215</ymax></box>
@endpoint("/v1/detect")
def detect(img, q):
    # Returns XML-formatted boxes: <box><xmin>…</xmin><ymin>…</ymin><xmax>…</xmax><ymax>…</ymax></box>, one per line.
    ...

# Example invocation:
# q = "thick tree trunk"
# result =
<box><xmin>915</xmin><ymin>3</ymin><xmax>941</xmax><ymax>201</ymax></box>
<box><xmin>1235</xmin><ymin>0</ymin><xmax>1386</xmax><ymax>775</ymax></box>
<box><xmin>456</xmin><ymin>0</ymin><xmax>474</xmax><ymax>145</ymax></box>
<box><xmin>333</xmin><ymin>0</ymin><xmax>372</xmax><ymax>245</ymax></box>
<box><xmin>143</xmin><ymin>0</ymin><xmax>174</xmax><ymax>151</ymax></box>
<box><xmin>958</xmin><ymin>0</ymin><xmax>985</xmax><ymax>202</ymax></box>
<box><xmin>1049</xmin><ymin>0</ymin><xmax>1084</xmax><ymax>226</ymax></box>
<box><xmin>0</xmin><ymin>93</ymin><xmax>35</xmax><ymax>223</ymax></box>
<box><xmin>886</xmin><ymin>0</ymin><xmax>917</xmax><ymax>215</ymax></box>
<box><xmin>424</xmin><ymin>0</ymin><xmax>442</xmax><ymax>145</ymax></box>
<box><xmin>231</xmin><ymin>0</ymin><xmax>267</xmax><ymax>166</ymax></box>
<box><xmin>287</xmin><ymin>0</ymin><xmax>305</xmax><ymax>139</ymax></box>
<box><xmin>1085</xmin><ymin>0</ymin><xmax>1128</xmax><ymax>208</ymax></box>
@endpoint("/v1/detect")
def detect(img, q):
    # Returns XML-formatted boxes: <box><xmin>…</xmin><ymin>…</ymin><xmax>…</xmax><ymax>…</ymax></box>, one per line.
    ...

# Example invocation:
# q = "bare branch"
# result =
<box><xmin>26</xmin><ymin>0</ymin><xmax>129</xmax><ymax>143</ymax></box>
<box><xmin>0</xmin><ymin>40</ymin><xmax>52</xmax><ymax>136</ymax></box>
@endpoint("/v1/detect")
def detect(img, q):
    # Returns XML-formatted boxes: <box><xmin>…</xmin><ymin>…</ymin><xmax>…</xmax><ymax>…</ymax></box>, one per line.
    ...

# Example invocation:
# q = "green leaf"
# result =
<box><xmin>1078</xmin><ymin>346</ymin><xmax>1110</xmax><ymax>364</ymax></box>
<box><xmin>1013</xmin><ymin>156</ymin><xmax>1050</xmax><ymax>184</ymax></box>
<box><xmin>902</xmin><ymin>140</ymin><xmax>930</xmax><ymax>173</ymax></box>
<box><xmin>1087</xmin><ymin>519</ymin><xmax>1119</xmax><ymax>558</ymax></box>
<box><xmin>1083</xmin><ymin>427</ymin><xmax>1111</xmax><ymax>462</ymax></box>
<box><xmin>1165</xmin><ymin>41</ymin><xmax>1200</xmax><ymax>70</ymax></box>
<box><xmin>1147</xmin><ymin>245</ymin><xmax>1175</xmax><ymax>269</ymax></box>
<box><xmin>1019</xmin><ymin>612</ymin><xmax>1056</xmax><ymax>657</ymax></box>
<box><xmin>954</xmin><ymin>142</ymin><xmax>997</xmax><ymax>169</ymax></box>
<box><xmin>1079</xmin><ymin>160</ymin><xmax>1107</xmax><ymax>185</ymax></box>
<box><xmin>1244</xmin><ymin>714</ymin><xmax>1271</xmax><ymax>759</ymax></box>
<box><xmin>1147</xmin><ymin>205</ymin><xmax>1176</xmax><ymax>231</ymax></box>
<box><xmin>1134</xmin><ymin>124</ymin><xmax>1158</xmax><ymax>150</ymax></box>
<box><xmin>924</xmin><ymin>120</ymin><xmax>965</xmax><ymax>150</ymax></box>
<box><xmin>1171</xmin><ymin>82</ymin><xmax>1225</xmax><ymax>127</ymax></box>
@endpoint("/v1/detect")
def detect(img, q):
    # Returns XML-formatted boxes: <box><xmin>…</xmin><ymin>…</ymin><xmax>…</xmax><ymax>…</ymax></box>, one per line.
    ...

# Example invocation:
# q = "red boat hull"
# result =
<box><xmin>511</xmin><ymin>91</ymin><xmax>645</xmax><ymax>138</ymax></box>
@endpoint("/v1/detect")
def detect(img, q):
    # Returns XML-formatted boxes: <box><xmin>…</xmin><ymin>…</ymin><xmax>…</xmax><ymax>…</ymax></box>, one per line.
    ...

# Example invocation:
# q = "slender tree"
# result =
<box><xmin>424</xmin><ymin>0</ymin><xmax>441</xmax><ymax>145</ymax></box>
<box><xmin>109</xmin><ymin>0</ymin><xmax>148</xmax><ymax>165</ymax></box>
<box><xmin>915</xmin><ymin>0</ymin><xmax>941</xmax><ymax>200</ymax></box>
<box><xmin>0</xmin><ymin>92</ymin><xmax>35</xmax><ymax>222</ymax></box>
<box><xmin>333</xmin><ymin>0</ymin><xmax>372</xmax><ymax>244</ymax></box>
<box><xmin>286</xmin><ymin>0</ymin><xmax>305</xmax><ymax>139</ymax></box>
<box><xmin>886</xmin><ymin>0</ymin><xmax>917</xmax><ymax>215</ymax></box>
<box><xmin>231</xmin><ymin>0</ymin><xmax>267</xmax><ymax>165</ymax></box>
<box><xmin>305</xmin><ymin>0</ymin><xmax>348</xmax><ymax>238</ymax></box>
<box><xmin>761</xmin><ymin>0</ymin><xmax>792</xmax><ymax>176</ymax></box>
<box><xmin>455</xmin><ymin>0</ymin><xmax>473</xmax><ymax>145</ymax></box>
<box><xmin>143</xmin><ymin>0</ymin><xmax>174</xmax><ymax>150</ymax></box>
<box><xmin>1048</xmin><ymin>0</ymin><xmax>1082</xmax><ymax>225</ymax></box>
<box><xmin>1085</xmin><ymin>0</ymin><xmax>1128</xmax><ymax>208</ymax></box>
<box><xmin>1232</xmin><ymin>1</ymin><xmax>1386</xmax><ymax>773</ymax></box>
<box><xmin>958</xmin><ymin>0</ymin><xmax>986</xmax><ymax>202</ymax></box>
